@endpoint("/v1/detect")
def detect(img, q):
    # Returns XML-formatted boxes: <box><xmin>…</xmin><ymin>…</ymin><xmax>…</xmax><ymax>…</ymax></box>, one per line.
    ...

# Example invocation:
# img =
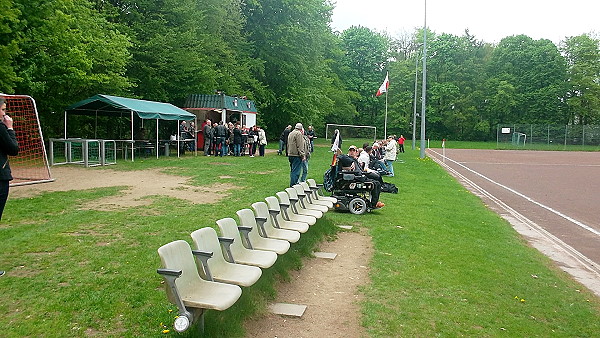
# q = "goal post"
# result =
<box><xmin>325</xmin><ymin>124</ymin><xmax>377</xmax><ymax>143</ymax></box>
<box><xmin>511</xmin><ymin>132</ymin><xmax>527</xmax><ymax>146</ymax></box>
<box><xmin>1</xmin><ymin>94</ymin><xmax>53</xmax><ymax>186</ymax></box>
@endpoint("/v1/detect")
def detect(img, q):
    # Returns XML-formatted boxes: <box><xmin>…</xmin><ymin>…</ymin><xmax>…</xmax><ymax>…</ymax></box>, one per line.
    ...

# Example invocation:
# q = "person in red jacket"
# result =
<box><xmin>398</xmin><ymin>134</ymin><xmax>406</xmax><ymax>153</ymax></box>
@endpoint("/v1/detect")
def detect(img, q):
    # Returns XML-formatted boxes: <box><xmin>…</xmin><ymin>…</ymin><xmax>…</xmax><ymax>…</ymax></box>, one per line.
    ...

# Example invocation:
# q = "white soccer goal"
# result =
<box><xmin>1</xmin><ymin>94</ymin><xmax>54</xmax><ymax>186</ymax></box>
<box><xmin>512</xmin><ymin>132</ymin><xmax>527</xmax><ymax>146</ymax></box>
<box><xmin>325</xmin><ymin>124</ymin><xmax>377</xmax><ymax>143</ymax></box>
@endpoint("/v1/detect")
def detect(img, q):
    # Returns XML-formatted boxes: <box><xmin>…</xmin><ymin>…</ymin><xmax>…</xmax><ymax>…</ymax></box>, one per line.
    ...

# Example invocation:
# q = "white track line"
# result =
<box><xmin>460</xmin><ymin>162</ymin><xmax>600</xmax><ymax>167</ymax></box>
<box><xmin>429</xmin><ymin>151</ymin><xmax>600</xmax><ymax>278</ymax></box>
<box><xmin>429</xmin><ymin>149</ymin><xmax>600</xmax><ymax>238</ymax></box>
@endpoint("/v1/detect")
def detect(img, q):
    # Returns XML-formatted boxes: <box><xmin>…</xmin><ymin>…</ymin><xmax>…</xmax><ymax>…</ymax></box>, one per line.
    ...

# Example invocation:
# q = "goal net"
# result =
<box><xmin>325</xmin><ymin>124</ymin><xmax>377</xmax><ymax>145</ymax></box>
<box><xmin>2</xmin><ymin>94</ymin><xmax>53</xmax><ymax>186</ymax></box>
<box><xmin>511</xmin><ymin>132</ymin><xmax>527</xmax><ymax>146</ymax></box>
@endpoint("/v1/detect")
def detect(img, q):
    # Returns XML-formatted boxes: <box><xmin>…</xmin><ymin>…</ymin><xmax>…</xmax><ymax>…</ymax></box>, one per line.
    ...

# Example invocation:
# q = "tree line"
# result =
<box><xmin>1</xmin><ymin>0</ymin><xmax>598</xmax><ymax>141</ymax></box>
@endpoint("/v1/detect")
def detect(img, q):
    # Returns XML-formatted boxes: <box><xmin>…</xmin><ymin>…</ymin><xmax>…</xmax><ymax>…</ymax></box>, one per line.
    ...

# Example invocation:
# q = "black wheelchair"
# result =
<box><xmin>324</xmin><ymin>166</ymin><xmax>377</xmax><ymax>215</ymax></box>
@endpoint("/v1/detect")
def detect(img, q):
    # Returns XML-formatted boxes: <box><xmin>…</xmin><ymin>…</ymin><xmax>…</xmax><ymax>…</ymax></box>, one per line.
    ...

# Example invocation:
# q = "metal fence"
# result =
<box><xmin>496</xmin><ymin>124</ymin><xmax>600</xmax><ymax>150</ymax></box>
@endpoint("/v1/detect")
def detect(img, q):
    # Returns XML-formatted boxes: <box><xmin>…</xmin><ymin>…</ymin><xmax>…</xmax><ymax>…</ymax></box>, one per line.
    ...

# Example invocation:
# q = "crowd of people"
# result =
<box><xmin>199</xmin><ymin>119</ymin><xmax>267</xmax><ymax>157</ymax></box>
<box><xmin>184</xmin><ymin>118</ymin><xmax>405</xmax><ymax>211</ymax></box>
<box><xmin>328</xmin><ymin>133</ymin><xmax>405</xmax><ymax>209</ymax></box>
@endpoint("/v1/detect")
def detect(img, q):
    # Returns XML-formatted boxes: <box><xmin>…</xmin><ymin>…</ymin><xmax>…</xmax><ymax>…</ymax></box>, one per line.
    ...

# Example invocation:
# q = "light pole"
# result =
<box><xmin>419</xmin><ymin>0</ymin><xmax>427</xmax><ymax>159</ymax></box>
<box><xmin>412</xmin><ymin>49</ymin><xmax>418</xmax><ymax>150</ymax></box>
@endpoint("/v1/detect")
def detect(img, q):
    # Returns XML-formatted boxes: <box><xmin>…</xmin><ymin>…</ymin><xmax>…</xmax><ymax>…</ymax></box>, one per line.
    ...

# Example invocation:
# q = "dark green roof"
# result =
<box><xmin>184</xmin><ymin>94</ymin><xmax>257</xmax><ymax>113</ymax></box>
<box><xmin>66</xmin><ymin>94</ymin><xmax>196</xmax><ymax>121</ymax></box>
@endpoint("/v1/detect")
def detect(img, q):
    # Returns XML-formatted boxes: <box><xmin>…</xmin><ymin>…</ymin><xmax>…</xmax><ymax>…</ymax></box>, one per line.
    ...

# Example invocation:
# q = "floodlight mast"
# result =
<box><xmin>419</xmin><ymin>0</ymin><xmax>427</xmax><ymax>159</ymax></box>
<box><xmin>412</xmin><ymin>49</ymin><xmax>419</xmax><ymax>150</ymax></box>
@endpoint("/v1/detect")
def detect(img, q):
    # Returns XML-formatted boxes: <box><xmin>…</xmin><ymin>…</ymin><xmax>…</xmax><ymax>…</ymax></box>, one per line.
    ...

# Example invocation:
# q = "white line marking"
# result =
<box><xmin>429</xmin><ymin>149</ymin><xmax>600</xmax><ymax>238</ymax></box>
<box><xmin>460</xmin><ymin>162</ymin><xmax>600</xmax><ymax>167</ymax></box>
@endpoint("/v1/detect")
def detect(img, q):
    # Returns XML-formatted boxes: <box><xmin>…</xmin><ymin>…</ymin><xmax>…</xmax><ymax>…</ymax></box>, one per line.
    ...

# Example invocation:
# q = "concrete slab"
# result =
<box><xmin>314</xmin><ymin>252</ymin><xmax>337</xmax><ymax>260</ymax></box>
<box><xmin>313</xmin><ymin>252</ymin><xmax>337</xmax><ymax>259</ymax></box>
<box><xmin>338</xmin><ymin>225</ymin><xmax>353</xmax><ymax>230</ymax></box>
<box><xmin>269</xmin><ymin>303</ymin><xmax>307</xmax><ymax>317</ymax></box>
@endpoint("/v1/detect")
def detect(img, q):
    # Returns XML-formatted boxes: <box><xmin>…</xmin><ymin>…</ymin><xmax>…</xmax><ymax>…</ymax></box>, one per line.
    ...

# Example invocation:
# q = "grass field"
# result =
<box><xmin>1</xmin><ymin>140</ymin><xmax>599</xmax><ymax>336</ymax></box>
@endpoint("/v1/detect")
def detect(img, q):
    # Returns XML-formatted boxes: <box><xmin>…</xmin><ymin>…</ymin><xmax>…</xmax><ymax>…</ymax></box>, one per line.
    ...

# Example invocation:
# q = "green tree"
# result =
<box><xmin>386</xmin><ymin>30</ymin><xmax>422</xmax><ymax>139</ymax></box>
<box><xmin>321</xmin><ymin>35</ymin><xmax>359</xmax><ymax>129</ymax></box>
<box><xmin>104</xmin><ymin>0</ymin><xmax>219</xmax><ymax>104</ymax></box>
<box><xmin>98</xmin><ymin>0</ymin><xmax>264</xmax><ymax>107</ymax></box>
<box><xmin>561</xmin><ymin>34</ymin><xmax>600</xmax><ymax>125</ymax></box>
<box><xmin>339</xmin><ymin>26</ymin><xmax>391</xmax><ymax>127</ymax></box>
<box><xmin>488</xmin><ymin>35</ymin><xmax>567</xmax><ymax>124</ymax></box>
<box><xmin>420</xmin><ymin>31</ymin><xmax>491</xmax><ymax>140</ymax></box>
<box><xmin>244</xmin><ymin>0</ymin><xmax>338</xmax><ymax>136</ymax></box>
<box><xmin>0</xmin><ymin>0</ymin><xmax>21</xmax><ymax>92</ymax></box>
<box><xmin>199</xmin><ymin>0</ymin><xmax>265</xmax><ymax>99</ymax></box>
<box><xmin>13</xmin><ymin>0</ymin><xmax>131</xmax><ymax>136</ymax></box>
<box><xmin>482</xmin><ymin>78</ymin><xmax>517</xmax><ymax>128</ymax></box>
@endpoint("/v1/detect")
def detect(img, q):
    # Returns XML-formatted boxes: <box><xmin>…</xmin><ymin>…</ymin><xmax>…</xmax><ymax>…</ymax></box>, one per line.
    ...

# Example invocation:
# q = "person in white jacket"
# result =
<box><xmin>383</xmin><ymin>135</ymin><xmax>397</xmax><ymax>177</ymax></box>
<box><xmin>257</xmin><ymin>126</ymin><xmax>267</xmax><ymax>156</ymax></box>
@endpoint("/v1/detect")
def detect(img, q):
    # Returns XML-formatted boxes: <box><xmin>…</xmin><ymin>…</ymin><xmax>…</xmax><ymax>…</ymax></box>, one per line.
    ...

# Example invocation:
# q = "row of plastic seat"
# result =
<box><xmin>156</xmin><ymin>179</ymin><xmax>337</xmax><ymax>333</ymax></box>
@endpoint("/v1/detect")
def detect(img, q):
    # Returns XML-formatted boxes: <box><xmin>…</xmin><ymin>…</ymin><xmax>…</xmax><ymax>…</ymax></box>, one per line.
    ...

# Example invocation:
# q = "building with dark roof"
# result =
<box><xmin>183</xmin><ymin>94</ymin><xmax>257</xmax><ymax>127</ymax></box>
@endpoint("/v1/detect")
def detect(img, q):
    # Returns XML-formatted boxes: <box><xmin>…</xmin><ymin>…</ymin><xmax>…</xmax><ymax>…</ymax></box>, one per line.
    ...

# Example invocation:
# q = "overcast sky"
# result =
<box><xmin>330</xmin><ymin>0</ymin><xmax>599</xmax><ymax>44</ymax></box>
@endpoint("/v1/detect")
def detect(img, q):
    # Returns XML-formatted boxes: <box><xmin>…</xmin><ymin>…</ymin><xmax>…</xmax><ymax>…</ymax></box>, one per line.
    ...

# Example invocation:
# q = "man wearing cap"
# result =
<box><xmin>287</xmin><ymin>123</ymin><xmax>307</xmax><ymax>187</ymax></box>
<box><xmin>337</xmin><ymin>145</ymin><xmax>384</xmax><ymax>209</ymax></box>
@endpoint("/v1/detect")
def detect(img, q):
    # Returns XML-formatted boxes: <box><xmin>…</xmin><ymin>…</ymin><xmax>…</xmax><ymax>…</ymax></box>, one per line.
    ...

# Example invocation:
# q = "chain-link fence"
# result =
<box><xmin>497</xmin><ymin>124</ymin><xmax>600</xmax><ymax>150</ymax></box>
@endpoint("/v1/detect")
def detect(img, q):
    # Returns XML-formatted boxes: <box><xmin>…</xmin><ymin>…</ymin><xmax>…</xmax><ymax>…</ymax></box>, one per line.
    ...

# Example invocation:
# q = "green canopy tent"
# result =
<box><xmin>65</xmin><ymin>94</ymin><xmax>197</xmax><ymax>160</ymax></box>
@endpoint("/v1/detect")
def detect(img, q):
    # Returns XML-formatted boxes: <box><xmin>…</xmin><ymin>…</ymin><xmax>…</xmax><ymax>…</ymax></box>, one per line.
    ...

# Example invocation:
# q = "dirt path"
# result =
<box><xmin>9</xmin><ymin>166</ymin><xmax>373</xmax><ymax>337</ymax></box>
<box><xmin>245</xmin><ymin>230</ymin><xmax>373</xmax><ymax>338</ymax></box>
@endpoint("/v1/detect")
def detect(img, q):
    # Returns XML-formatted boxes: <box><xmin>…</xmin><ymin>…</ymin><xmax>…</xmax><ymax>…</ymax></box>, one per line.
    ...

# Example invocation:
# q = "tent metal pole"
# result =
<box><xmin>177</xmin><ymin>120</ymin><xmax>180</xmax><ymax>158</ymax></box>
<box><xmin>156</xmin><ymin>118</ymin><xmax>159</xmax><ymax>159</ymax></box>
<box><xmin>131</xmin><ymin>111</ymin><xmax>135</xmax><ymax>162</ymax></box>
<box><xmin>64</xmin><ymin>111</ymin><xmax>67</xmax><ymax>139</ymax></box>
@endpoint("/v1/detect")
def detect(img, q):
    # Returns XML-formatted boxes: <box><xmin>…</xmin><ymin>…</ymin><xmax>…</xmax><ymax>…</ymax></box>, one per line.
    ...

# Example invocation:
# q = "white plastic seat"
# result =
<box><xmin>216</xmin><ymin>218</ymin><xmax>277</xmax><ymax>269</ymax></box>
<box><xmin>265</xmin><ymin>196</ymin><xmax>312</xmax><ymax>231</ymax></box>
<box><xmin>307</xmin><ymin>178</ymin><xmax>337</xmax><ymax>203</ymax></box>
<box><xmin>280</xmin><ymin>189</ymin><xmax>323</xmax><ymax>219</ymax></box>
<box><xmin>157</xmin><ymin>240</ymin><xmax>242</xmax><ymax>332</ymax></box>
<box><xmin>190</xmin><ymin>227</ymin><xmax>262</xmax><ymax>287</ymax></box>
<box><xmin>236</xmin><ymin>209</ymin><xmax>290</xmax><ymax>255</ymax></box>
<box><xmin>291</xmin><ymin>185</ymin><xmax>328</xmax><ymax>213</ymax></box>
<box><xmin>266</xmin><ymin>195</ymin><xmax>315</xmax><ymax>226</ymax></box>
<box><xmin>276</xmin><ymin>190</ymin><xmax>323</xmax><ymax>219</ymax></box>
<box><xmin>252</xmin><ymin>201</ymin><xmax>301</xmax><ymax>242</ymax></box>
<box><xmin>297</xmin><ymin>183</ymin><xmax>333</xmax><ymax>209</ymax></box>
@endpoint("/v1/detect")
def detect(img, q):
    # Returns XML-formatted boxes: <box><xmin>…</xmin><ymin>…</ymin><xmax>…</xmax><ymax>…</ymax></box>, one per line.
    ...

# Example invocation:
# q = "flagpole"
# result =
<box><xmin>376</xmin><ymin>72</ymin><xmax>389</xmax><ymax>138</ymax></box>
<box><xmin>384</xmin><ymin>89</ymin><xmax>388</xmax><ymax>138</ymax></box>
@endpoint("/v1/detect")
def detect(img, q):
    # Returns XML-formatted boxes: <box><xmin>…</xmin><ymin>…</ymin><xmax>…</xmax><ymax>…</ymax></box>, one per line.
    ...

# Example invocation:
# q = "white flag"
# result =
<box><xmin>376</xmin><ymin>72</ymin><xmax>389</xmax><ymax>97</ymax></box>
<box><xmin>331</xmin><ymin>131</ymin><xmax>340</xmax><ymax>152</ymax></box>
